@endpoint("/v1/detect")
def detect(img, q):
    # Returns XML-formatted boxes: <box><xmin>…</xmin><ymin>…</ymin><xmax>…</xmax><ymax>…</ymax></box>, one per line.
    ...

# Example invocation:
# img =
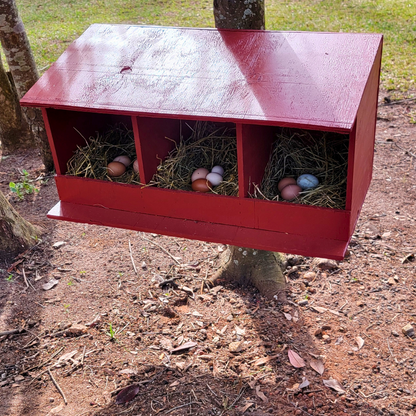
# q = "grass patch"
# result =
<box><xmin>16</xmin><ymin>0</ymin><xmax>415</xmax><ymax>94</ymax></box>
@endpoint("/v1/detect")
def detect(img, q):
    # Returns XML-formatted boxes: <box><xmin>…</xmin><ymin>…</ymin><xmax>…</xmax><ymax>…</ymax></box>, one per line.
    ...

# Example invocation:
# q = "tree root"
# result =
<box><xmin>209</xmin><ymin>246</ymin><xmax>286</xmax><ymax>301</ymax></box>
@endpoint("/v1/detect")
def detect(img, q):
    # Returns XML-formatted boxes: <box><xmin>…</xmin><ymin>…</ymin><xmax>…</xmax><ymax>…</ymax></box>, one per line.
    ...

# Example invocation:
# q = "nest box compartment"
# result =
<box><xmin>21</xmin><ymin>24</ymin><xmax>383</xmax><ymax>260</ymax></box>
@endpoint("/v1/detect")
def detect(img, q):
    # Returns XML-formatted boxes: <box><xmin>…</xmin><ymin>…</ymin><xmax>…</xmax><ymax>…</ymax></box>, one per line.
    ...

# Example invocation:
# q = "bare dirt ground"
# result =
<box><xmin>0</xmin><ymin>93</ymin><xmax>416</xmax><ymax>416</ymax></box>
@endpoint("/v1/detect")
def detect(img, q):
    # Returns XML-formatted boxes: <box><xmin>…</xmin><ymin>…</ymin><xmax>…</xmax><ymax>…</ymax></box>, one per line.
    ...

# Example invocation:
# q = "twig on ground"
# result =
<box><xmin>140</xmin><ymin>233</ymin><xmax>181</xmax><ymax>265</ymax></box>
<box><xmin>26</xmin><ymin>346</ymin><xmax>64</xmax><ymax>372</ymax></box>
<box><xmin>48</xmin><ymin>368</ymin><xmax>68</xmax><ymax>404</ymax></box>
<box><xmin>22</xmin><ymin>268</ymin><xmax>29</xmax><ymax>288</ymax></box>
<box><xmin>387</xmin><ymin>339</ymin><xmax>398</xmax><ymax>363</ymax></box>
<box><xmin>0</xmin><ymin>329</ymin><xmax>24</xmax><ymax>337</ymax></box>
<box><xmin>81</xmin><ymin>345</ymin><xmax>87</xmax><ymax>366</ymax></box>
<box><xmin>128</xmin><ymin>240</ymin><xmax>138</xmax><ymax>274</ymax></box>
<box><xmin>350</xmin><ymin>307</ymin><xmax>367</xmax><ymax>319</ymax></box>
<box><xmin>165</xmin><ymin>401</ymin><xmax>200</xmax><ymax>414</ymax></box>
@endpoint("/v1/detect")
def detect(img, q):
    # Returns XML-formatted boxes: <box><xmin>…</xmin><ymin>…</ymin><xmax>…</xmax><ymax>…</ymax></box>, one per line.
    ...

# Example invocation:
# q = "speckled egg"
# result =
<box><xmin>281</xmin><ymin>184</ymin><xmax>302</xmax><ymax>201</ymax></box>
<box><xmin>297</xmin><ymin>174</ymin><xmax>319</xmax><ymax>190</ymax></box>
<box><xmin>191</xmin><ymin>168</ymin><xmax>209</xmax><ymax>183</ymax></box>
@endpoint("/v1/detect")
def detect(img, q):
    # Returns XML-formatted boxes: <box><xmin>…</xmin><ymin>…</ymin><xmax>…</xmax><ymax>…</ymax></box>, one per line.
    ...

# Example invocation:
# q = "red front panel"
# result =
<box><xmin>49</xmin><ymin>201</ymin><xmax>349</xmax><ymax>260</ymax></box>
<box><xmin>54</xmin><ymin>175</ymin><xmax>350</xmax><ymax>241</ymax></box>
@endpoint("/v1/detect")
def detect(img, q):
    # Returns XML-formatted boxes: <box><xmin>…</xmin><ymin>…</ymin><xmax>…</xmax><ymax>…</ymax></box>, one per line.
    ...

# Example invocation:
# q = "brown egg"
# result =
<box><xmin>107</xmin><ymin>161</ymin><xmax>126</xmax><ymax>177</ymax></box>
<box><xmin>281</xmin><ymin>184</ymin><xmax>302</xmax><ymax>201</ymax></box>
<box><xmin>277</xmin><ymin>177</ymin><xmax>297</xmax><ymax>192</ymax></box>
<box><xmin>192</xmin><ymin>178</ymin><xmax>212</xmax><ymax>193</ymax></box>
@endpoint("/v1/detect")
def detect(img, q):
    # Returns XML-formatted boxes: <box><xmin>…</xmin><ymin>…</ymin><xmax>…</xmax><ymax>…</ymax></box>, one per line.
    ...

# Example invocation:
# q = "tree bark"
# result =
<box><xmin>0</xmin><ymin>57</ymin><xmax>32</xmax><ymax>151</ymax></box>
<box><xmin>0</xmin><ymin>190</ymin><xmax>40</xmax><ymax>261</ymax></box>
<box><xmin>210</xmin><ymin>246</ymin><xmax>286</xmax><ymax>300</ymax></box>
<box><xmin>214</xmin><ymin>0</ymin><xmax>265</xmax><ymax>30</ymax></box>
<box><xmin>0</xmin><ymin>0</ymin><xmax>54</xmax><ymax>171</ymax></box>
<box><xmin>211</xmin><ymin>0</ymin><xmax>286</xmax><ymax>300</ymax></box>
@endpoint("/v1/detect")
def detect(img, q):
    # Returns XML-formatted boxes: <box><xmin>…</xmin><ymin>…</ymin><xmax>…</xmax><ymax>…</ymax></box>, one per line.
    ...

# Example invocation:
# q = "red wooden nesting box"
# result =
<box><xmin>21</xmin><ymin>24</ymin><xmax>383</xmax><ymax>260</ymax></box>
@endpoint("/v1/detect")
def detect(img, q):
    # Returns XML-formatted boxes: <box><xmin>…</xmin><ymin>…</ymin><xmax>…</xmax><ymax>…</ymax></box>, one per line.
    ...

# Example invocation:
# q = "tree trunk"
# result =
<box><xmin>0</xmin><ymin>190</ymin><xmax>40</xmax><ymax>261</ymax></box>
<box><xmin>214</xmin><ymin>0</ymin><xmax>265</xmax><ymax>30</ymax></box>
<box><xmin>211</xmin><ymin>0</ymin><xmax>286</xmax><ymax>300</ymax></box>
<box><xmin>0</xmin><ymin>57</ymin><xmax>32</xmax><ymax>151</ymax></box>
<box><xmin>0</xmin><ymin>0</ymin><xmax>54</xmax><ymax>171</ymax></box>
<box><xmin>210</xmin><ymin>246</ymin><xmax>286</xmax><ymax>300</ymax></box>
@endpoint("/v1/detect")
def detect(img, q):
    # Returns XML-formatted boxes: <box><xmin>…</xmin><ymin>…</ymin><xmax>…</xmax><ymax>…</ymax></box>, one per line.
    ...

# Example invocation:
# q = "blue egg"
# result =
<box><xmin>297</xmin><ymin>174</ymin><xmax>319</xmax><ymax>190</ymax></box>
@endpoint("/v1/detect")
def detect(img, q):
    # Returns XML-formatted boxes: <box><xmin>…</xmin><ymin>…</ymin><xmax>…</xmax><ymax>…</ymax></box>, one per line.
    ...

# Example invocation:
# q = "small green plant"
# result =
<box><xmin>67</xmin><ymin>279</ymin><xmax>74</xmax><ymax>286</ymax></box>
<box><xmin>117</xmin><ymin>272</ymin><xmax>124</xmax><ymax>278</ymax></box>
<box><xmin>304</xmin><ymin>294</ymin><xmax>309</xmax><ymax>300</ymax></box>
<box><xmin>9</xmin><ymin>170</ymin><xmax>39</xmax><ymax>200</ymax></box>
<box><xmin>63</xmin><ymin>304</ymin><xmax>70</xmax><ymax>313</ymax></box>
<box><xmin>6</xmin><ymin>274</ymin><xmax>13</xmax><ymax>282</ymax></box>
<box><xmin>31</xmin><ymin>235</ymin><xmax>42</xmax><ymax>243</ymax></box>
<box><xmin>79</xmin><ymin>270</ymin><xmax>87</xmax><ymax>275</ymax></box>
<box><xmin>106</xmin><ymin>323</ymin><xmax>116</xmax><ymax>341</ymax></box>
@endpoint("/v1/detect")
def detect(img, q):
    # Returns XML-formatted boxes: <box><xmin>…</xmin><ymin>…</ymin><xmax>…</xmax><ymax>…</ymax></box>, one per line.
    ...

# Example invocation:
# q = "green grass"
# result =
<box><xmin>16</xmin><ymin>0</ymin><xmax>416</xmax><ymax>94</ymax></box>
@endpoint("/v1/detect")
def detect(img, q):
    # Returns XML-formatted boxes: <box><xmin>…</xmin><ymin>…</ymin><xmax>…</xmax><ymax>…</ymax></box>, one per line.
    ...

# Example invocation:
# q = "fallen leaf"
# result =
<box><xmin>115</xmin><ymin>384</ymin><xmax>140</xmax><ymax>405</ymax></box>
<box><xmin>288</xmin><ymin>349</ymin><xmax>305</xmax><ymax>368</ymax></box>
<box><xmin>323</xmin><ymin>379</ymin><xmax>345</xmax><ymax>394</ymax></box>
<box><xmin>58</xmin><ymin>350</ymin><xmax>78</xmax><ymax>363</ymax></box>
<box><xmin>310</xmin><ymin>359</ymin><xmax>325</xmax><ymax>375</ymax></box>
<box><xmin>52</xmin><ymin>241</ymin><xmax>66</xmax><ymax>249</ymax></box>
<box><xmin>229</xmin><ymin>341</ymin><xmax>245</xmax><ymax>353</ymax></box>
<box><xmin>299</xmin><ymin>377</ymin><xmax>310</xmax><ymax>389</ymax></box>
<box><xmin>292</xmin><ymin>310</ymin><xmax>299</xmax><ymax>322</ymax></box>
<box><xmin>401</xmin><ymin>253</ymin><xmax>415</xmax><ymax>264</ymax></box>
<box><xmin>42</xmin><ymin>279</ymin><xmax>59</xmax><ymax>291</ymax></box>
<box><xmin>283</xmin><ymin>312</ymin><xmax>292</xmax><ymax>321</ymax></box>
<box><xmin>46</xmin><ymin>404</ymin><xmax>65</xmax><ymax>415</ymax></box>
<box><xmin>356</xmin><ymin>336</ymin><xmax>365</xmax><ymax>350</ymax></box>
<box><xmin>160</xmin><ymin>337</ymin><xmax>173</xmax><ymax>351</ymax></box>
<box><xmin>311</xmin><ymin>306</ymin><xmax>327</xmax><ymax>313</ymax></box>
<box><xmin>171</xmin><ymin>341</ymin><xmax>197</xmax><ymax>354</ymax></box>
<box><xmin>235</xmin><ymin>325</ymin><xmax>246</xmax><ymax>336</ymax></box>
<box><xmin>248</xmin><ymin>380</ymin><xmax>257</xmax><ymax>389</ymax></box>
<box><xmin>255</xmin><ymin>385</ymin><xmax>268</xmax><ymax>402</ymax></box>
<box><xmin>119</xmin><ymin>369</ymin><xmax>137</xmax><ymax>375</ymax></box>
<box><xmin>237</xmin><ymin>403</ymin><xmax>254</xmax><ymax>413</ymax></box>
<box><xmin>253</xmin><ymin>354</ymin><xmax>279</xmax><ymax>366</ymax></box>
<box><xmin>85</xmin><ymin>315</ymin><xmax>102</xmax><ymax>328</ymax></box>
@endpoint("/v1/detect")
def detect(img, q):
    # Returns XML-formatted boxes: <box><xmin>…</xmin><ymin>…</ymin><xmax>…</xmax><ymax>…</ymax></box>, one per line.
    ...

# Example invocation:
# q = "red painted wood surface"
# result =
<box><xmin>348</xmin><ymin>44</ymin><xmax>383</xmax><ymax>235</ymax></box>
<box><xmin>48</xmin><ymin>201</ymin><xmax>349</xmax><ymax>260</ymax></box>
<box><xmin>55</xmin><ymin>175</ymin><xmax>350</xmax><ymax>241</ymax></box>
<box><xmin>21</xmin><ymin>25</ymin><xmax>382</xmax><ymax>132</ymax></box>
<box><xmin>20</xmin><ymin>24</ymin><xmax>383</xmax><ymax>259</ymax></box>
<box><xmin>237</xmin><ymin>124</ymin><xmax>274</xmax><ymax>197</ymax></box>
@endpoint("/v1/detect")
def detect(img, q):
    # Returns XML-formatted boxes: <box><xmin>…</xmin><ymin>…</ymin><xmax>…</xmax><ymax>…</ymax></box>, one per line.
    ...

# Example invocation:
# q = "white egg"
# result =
<box><xmin>133</xmin><ymin>159</ymin><xmax>139</xmax><ymax>173</ymax></box>
<box><xmin>113</xmin><ymin>155</ymin><xmax>131</xmax><ymax>167</ymax></box>
<box><xmin>211</xmin><ymin>165</ymin><xmax>224</xmax><ymax>176</ymax></box>
<box><xmin>297</xmin><ymin>174</ymin><xmax>319</xmax><ymax>190</ymax></box>
<box><xmin>206</xmin><ymin>172</ymin><xmax>223</xmax><ymax>186</ymax></box>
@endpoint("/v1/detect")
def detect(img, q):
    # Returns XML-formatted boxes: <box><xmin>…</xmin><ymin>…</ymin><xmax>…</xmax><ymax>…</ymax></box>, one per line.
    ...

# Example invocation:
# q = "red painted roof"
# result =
<box><xmin>21</xmin><ymin>24</ymin><xmax>382</xmax><ymax>132</ymax></box>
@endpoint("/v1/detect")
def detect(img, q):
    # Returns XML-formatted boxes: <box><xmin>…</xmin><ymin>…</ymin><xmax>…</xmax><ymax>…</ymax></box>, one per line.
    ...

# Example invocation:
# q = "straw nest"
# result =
<box><xmin>253</xmin><ymin>128</ymin><xmax>349</xmax><ymax>209</ymax></box>
<box><xmin>150</xmin><ymin>121</ymin><xmax>239</xmax><ymax>196</ymax></box>
<box><xmin>66</xmin><ymin>123</ymin><xmax>140</xmax><ymax>184</ymax></box>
